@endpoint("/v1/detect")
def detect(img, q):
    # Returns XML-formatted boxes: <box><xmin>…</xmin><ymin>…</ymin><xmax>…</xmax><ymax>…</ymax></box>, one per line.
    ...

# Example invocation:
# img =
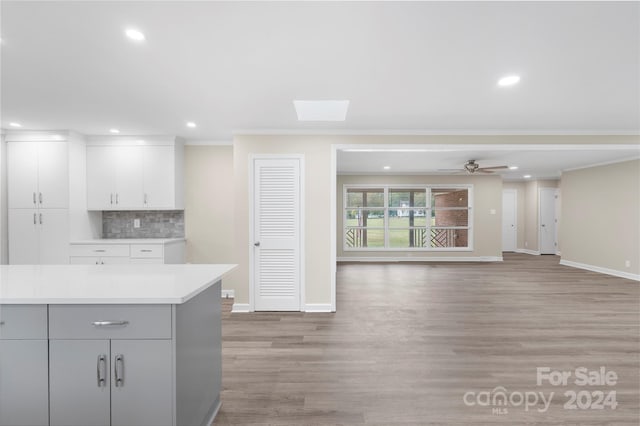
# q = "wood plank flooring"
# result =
<box><xmin>213</xmin><ymin>254</ymin><xmax>639</xmax><ymax>425</ymax></box>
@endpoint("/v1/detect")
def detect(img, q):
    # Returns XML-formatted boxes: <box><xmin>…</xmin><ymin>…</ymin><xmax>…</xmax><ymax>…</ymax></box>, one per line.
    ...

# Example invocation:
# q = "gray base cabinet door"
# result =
<box><xmin>111</xmin><ymin>339</ymin><xmax>173</xmax><ymax>426</ymax></box>
<box><xmin>49</xmin><ymin>340</ymin><xmax>111</xmax><ymax>426</ymax></box>
<box><xmin>0</xmin><ymin>340</ymin><xmax>49</xmax><ymax>426</ymax></box>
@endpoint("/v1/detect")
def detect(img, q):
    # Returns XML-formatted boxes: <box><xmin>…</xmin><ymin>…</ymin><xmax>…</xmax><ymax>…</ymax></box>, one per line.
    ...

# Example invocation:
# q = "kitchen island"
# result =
<box><xmin>0</xmin><ymin>263</ymin><xmax>236</xmax><ymax>426</ymax></box>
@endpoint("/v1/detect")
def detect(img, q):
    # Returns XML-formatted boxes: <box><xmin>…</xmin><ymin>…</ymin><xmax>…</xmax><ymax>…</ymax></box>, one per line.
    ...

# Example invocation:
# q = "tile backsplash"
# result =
<box><xmin>102</xmin><ymin>211</ymin><xmax>184</xmax><ymax>238</ymax></box>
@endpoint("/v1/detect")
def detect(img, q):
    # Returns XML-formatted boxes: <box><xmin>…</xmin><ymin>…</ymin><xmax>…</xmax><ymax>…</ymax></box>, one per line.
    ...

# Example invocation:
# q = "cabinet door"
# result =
<box><xmin>37</xmin><ymin>141</ymin><xmax>69</xmax><ymax>208</ymax></box>
<box><xmin>87</xmin><ymin>146</ymin><xmax>117</xmax><ymax>210</ymax></box>
<box><xmin>114</xmin><ymin>145</ymin><xmax>143</xmax><ymax>209</ymax></box>
<box><xmin>39</xmin><ymin>209</ymin><xmax>70</xmax><ymax>264</ymax></box>
<box><xmin>7</xmin><ymin>142</ymin><xmax>38</xmax><ymax>209</ymax></box>
<box><xmin>0</xmin><ymin>340</ymin><xmax>49</xmax><ymax>426</ymax></box>
<box><xmin>69</xmin><ymin>256</ymin><xmax>102</xmax><ymax>265</ymax></box>
<box><xmin>142</xmin><ymin>145</ymin><xmax>174</xmax><ymax>208</ymax></box>
<box><xmin>49</xmin><ymin>340</ymin><xmax>111</xmax><ymax>426</ymax></box>
<box><xmin>111</xmin><ymin>339</ymin><xmax>173</xmax><ymax>426</ymax></box>
<box><xmin>8</xmin><ymin>209</ymin><xmax>39</xmax><ymax>264</ymax></box>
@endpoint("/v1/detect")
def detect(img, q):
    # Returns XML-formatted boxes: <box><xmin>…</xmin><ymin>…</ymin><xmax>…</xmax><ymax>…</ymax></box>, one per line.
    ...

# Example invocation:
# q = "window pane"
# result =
<box><xmin>345</xmin><ymin>228</ymin><xmax>384</xmax><ymax>248</ymax></box>
<box><xmin>346</xmin><ymin>190</ymin><xmax>364</xmax><ymax>207</ymax></box>
<box><xmin>431</xmin><ymin>188</ymin><xmax>468</xmax><ymax>208</ymax></box>
<box><xmin>345</xmin><ymin>210</ymin><xmax>384</xmax><ymax>227</ymax></box>
<box><xmin>388</xmin><ymin>209</ymin><xmax>427</xmax><ymax>228</ymax></box>
<box><xmin>432</xmin><ymin>209</ymin><xmax>468</xmax><ymax>226</ymax></box>
<box><xmin>389</xmin><ymin>229</ymin><xmax>428</xmax><ymax>248</ymax></box>
<box><xmin>430</xmin><ymin>229</ymin><xmax>469</xmax><ymax>248</ymax></box>
<box><xmin>366</xmin><ymin>191</ymin><xmax>384</xmax><ymax>207</ymax></box>
<box><xmin>389</xmin><ymin>190</ymin><xmax>426</xmax><ymax>207</ymax></box>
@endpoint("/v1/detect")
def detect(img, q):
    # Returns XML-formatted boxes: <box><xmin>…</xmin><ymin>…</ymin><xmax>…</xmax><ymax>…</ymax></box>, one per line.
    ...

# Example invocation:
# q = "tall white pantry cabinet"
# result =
<box><xmin>7</xmin><ymin>134</ymin><xmax>72</xmax><ymax>264</ymax></box>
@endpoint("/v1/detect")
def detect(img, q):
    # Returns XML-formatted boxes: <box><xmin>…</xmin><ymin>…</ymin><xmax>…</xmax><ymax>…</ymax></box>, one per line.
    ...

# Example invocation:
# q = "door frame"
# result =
<box><xmin>248</xmin><ymin>154</ymin><xmax>305</xmax><ymax>312</ymax></box>
<box><xmin>502</xmin><ymin>188</ymin><xmax>518</xmax><ymax>252</ymax></box>
<box><xmin>538</xmin><ymin>187</ymin><xmax>559</xmax><ymax>255</ymax></box>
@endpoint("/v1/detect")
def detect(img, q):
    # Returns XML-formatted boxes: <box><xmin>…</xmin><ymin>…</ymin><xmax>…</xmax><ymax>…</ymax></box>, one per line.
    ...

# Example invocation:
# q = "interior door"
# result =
<box><xmin>501</xmin><ymin>189</ymin><xmax>517</xmax><ymax>252</ymax></box>
<box><xmin>253</xmin><ymin>157</ymin><xmax>302</xmax><ymax>311</ymax></box>
<box><xmin>539</xmin><ymin>188</ymin><xmax>558</xmax><ymax>254</ymax></box>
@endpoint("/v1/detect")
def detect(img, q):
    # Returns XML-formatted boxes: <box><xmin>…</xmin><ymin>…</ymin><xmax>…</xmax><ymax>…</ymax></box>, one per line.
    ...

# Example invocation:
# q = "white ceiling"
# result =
<box><xmin>1</xmin><ymin>1</ymin><xmax>639</xmax><ymax>142</ymax></box>
<box><xmin>336</xmin><ymin>145</ymin><xmax>640</xmax><ymax>179</ymax></box>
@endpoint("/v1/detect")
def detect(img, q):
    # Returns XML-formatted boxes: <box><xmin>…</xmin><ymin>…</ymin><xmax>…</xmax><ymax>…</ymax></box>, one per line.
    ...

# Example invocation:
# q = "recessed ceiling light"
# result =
<box><xmin>509</xmin><ymin>166</ymin><xmax>519</xmax><ymax>170</ymax></box>
<box><xmin>498</xmin><ymin>75</ymin><xmax>520</xmax><ymax>87</ymax></box>
<box><xmin>523</xmin><ymin>174</ymin><xmax>532</xmax><ymax>179</ymax></box>
<box><xmin>383</xmin><ymin>166</ymin><xmax>391</xmax><ymax>170</ymax></box>
<box><xmin>125</xmin><ymin>28</ymin><xmax>145</xmax><ymax>42</ymax></box>
<box><xmin>110</xmin><ymin>128</ymin><xmax>120</xmax><ymax>134</ymax></box>
<box><xmin>9</xmin><ymin>122</ymin><xmax>22</xmax><ymax>128</ymax></box>
<box><xmin>186</xmin><ymin>122</ymin><xmax>197</xmax><ymax>128</ymax></box>
<box><xmin>293</xmin><ymin>100</ymin><xmax>349</xmax><ymax>121</ymax></box>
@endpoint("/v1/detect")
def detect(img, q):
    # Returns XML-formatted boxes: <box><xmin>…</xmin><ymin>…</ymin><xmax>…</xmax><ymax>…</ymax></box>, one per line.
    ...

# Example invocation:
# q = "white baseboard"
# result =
<box><xmin>515</xmin><ymin>249</ymin><xmax>541</xmax><ymax>256</ymax></box>
<box><xmin>231</xmin><ymin>303</ymin><xmax>251</xmax><ymax>313</ymax></box>
<box><xmin>337</xmin><ymin>256</ymin><xmax>502</xmax><ymax>262</ymax></box>
<box><xmin>221</xmin><ymin>289</ymin><xmax>235</xmax><ymax>299</ymax></box>
<box><xmin>304</xmin><ymin>304</ymin><xmax>334</xmax><ymax>313</ymax></box>
<box><xmin>559</xmin><ymin>259</ymin><xmax>640</xmax><ymax>282</ymax></box>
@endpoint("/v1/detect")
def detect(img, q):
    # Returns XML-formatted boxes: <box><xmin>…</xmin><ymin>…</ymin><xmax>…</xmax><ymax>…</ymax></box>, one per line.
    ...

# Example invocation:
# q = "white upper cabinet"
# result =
<box><xmin>8</xmin><ymin>141</ymin><xmax>68</xmax><ymax>209</ymax></box>
<box><xmin>86</xmin><ymin>137</ymin><xmax>183</xmax><ymax>211</ymax></box>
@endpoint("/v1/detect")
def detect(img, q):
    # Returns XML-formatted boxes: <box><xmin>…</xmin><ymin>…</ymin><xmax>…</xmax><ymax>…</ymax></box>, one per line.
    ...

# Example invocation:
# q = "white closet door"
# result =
<box><xmin>253</xmin><ymin>158</ymin><xmax>302</xmax><ymax>311</ymax></box>
<box><xmin>502</xmin><ymin>189</ymin><xmax>517</xmax><ymax>252</ymax></box>
<box><xmin>7</xmin><ymin>142</ymin><xmax>39</xmax><ymax>209</ymax></box>
<box><xmin>37</xmin><ymin>142</ymin><xmax>69</xmax><ymax>209</ymax></box>
<box><xmin>539</xmin><ymin>188</ymin><xmax>558</xmax><ymax>254</ymax></box>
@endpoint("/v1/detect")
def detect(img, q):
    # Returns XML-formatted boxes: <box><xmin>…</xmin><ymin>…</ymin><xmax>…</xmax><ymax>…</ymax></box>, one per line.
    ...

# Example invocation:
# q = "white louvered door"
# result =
<box><xmin>253</xmin><ymin>158</ymin><xmax>302</xmax><ymax>311</ymax></box>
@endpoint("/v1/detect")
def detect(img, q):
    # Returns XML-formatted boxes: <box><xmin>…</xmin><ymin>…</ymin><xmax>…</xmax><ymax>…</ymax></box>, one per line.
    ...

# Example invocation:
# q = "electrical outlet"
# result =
<box><xmin>133</xmin><ymin>218</ymin><xmax>141</xmax><ymax>228</ymax></box>
<box><xmin>625</xmin><ymin>260</ymin><xmax>631</xmax><ymax>268</ymax></box>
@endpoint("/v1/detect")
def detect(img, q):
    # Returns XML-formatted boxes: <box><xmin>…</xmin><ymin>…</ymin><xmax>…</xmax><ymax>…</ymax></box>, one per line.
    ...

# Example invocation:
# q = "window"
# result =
<box><xmin>343</xmin><ymin>185</ymin><xmax>472</xmax><ymax>251</ymax></box>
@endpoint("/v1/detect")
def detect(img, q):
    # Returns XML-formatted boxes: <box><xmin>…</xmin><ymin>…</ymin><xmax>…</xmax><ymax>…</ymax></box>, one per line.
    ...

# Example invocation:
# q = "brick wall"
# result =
<box><xmin>434</xmin><ymin>189</ymin><xmax>468</xmax><ymax>247</ymax></box>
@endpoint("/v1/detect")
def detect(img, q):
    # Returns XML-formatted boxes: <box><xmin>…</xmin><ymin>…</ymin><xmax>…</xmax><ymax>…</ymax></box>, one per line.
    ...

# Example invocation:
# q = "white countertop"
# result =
<box><xmin>70</xmin><ymin>238</ymin><xmax>185</xmax><ymax>245</ymax></box>
<box><xmin>0</xmin><ymin>264</ymin><xmax>236</xmax><ymax>304</ymax></box>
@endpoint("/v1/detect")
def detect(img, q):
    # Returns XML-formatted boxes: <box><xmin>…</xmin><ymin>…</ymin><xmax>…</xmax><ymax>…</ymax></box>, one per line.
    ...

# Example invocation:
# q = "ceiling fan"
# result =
<box><xmin>439</xmin><ymin>160</ymin><xmax>510</xmax><ymax>174</ymax></box>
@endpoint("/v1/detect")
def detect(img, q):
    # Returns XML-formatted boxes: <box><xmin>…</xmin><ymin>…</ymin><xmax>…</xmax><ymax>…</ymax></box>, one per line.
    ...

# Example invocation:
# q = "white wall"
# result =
<box><xmin>0</xmin><ymin>133</ymin><xmax>7</xmax><ymax>264</ymax></box>
<box><xmin>560</xmin><ymin>159</ymin><xmax>639</xmax><ymax>277</ymax></box>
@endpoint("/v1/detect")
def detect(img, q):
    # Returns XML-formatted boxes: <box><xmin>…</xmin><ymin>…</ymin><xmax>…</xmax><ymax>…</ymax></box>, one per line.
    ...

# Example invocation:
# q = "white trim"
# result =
<box><xmin>86</xmin><ymin>135</ymin><xmax>177</xmax><ymax>146</ymax></box>
<box><xmin>221</xmin><ymin>289</ymin><xmax>235</xmax><ymax>299</ymax></box>
<box><xmin>556</xmin><ymin>251</ymin><xmax>562</xmax><ymax>256</ymax></box>
<box><xmin>235</xmin><ymin>129</ymin><xmax>640</xmax><ymax>136</ymax></box>
<box><xmin>184</xmin><ymin>140</ymin><xmax>233</xmax><ymax>146</ymax></box>
<box><xmin>303</xmin><ymin>304</ymin><xmax>333</xmax><ymax>313</ymax></box>
<box><xmin>560</xmin><ymin>259</ymin><xmax>640</xmax><ymax>282</ymax></box>
<box><xmin>337</xmin><ymin>256</ymin><xmax>502</xmax><ymax>262</ymax></box>
<box><xmin>231</xmin><ymin>303</ymin><xmax>251</xmax><ymax>313</ymax></box>
<box><xmin>330</xmin><ymin>145</ymin><xmax>337</xmax><ymax>313</ymax></box>
<box><xmin>249</xmin><ymin>154</ymin><xmax>305</xmax><ymax>312</ymax></box>
<box><xmin>335</xmin><ymin>143</ymin><xmax>640</xmax><ymax>152</ymax></box>
<box><xmin>515</xmin><ymin>248</ymin><xmax>541</xmax><ymax>256</ymax></box>
<box><xmin>561</xmin><ymin>155</ymin><xmax>640</xmax><ymax>172</ymax></box>
<box><xmin>4</xmin><ymin>130</ymin><xmax>71</xmax><ymax>142</ymax></box>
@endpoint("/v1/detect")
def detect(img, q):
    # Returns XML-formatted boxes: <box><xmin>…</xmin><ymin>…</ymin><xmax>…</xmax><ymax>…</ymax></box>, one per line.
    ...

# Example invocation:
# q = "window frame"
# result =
<box><xmin>343</xmin><ymin>184</ymin><xmax>474</xmax><ymax>252</ymax></box>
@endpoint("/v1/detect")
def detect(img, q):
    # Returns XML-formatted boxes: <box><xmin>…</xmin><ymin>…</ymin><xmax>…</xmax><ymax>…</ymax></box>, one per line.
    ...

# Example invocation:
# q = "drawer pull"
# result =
<box><xmin>92</xmin><ymin>320</ymin><xmax>129</xmax><ymax>327</ymax></box>
<box><xmin>140</xmin><ymin>249</ymin><xmax>153</xmax><ymax>252</ymax></box>
<box><xmin>114</xmin><ymin>354</ymin><xmax>124</xmax><ymax>387</ymax></box>
<box><xmin>93</xmin><ymin>249</ymin><xmax>106</xmax><ymax>253</ymax></box>
<box><xmin>97</xmin><ymin>355</ymin><xmax>107</xmax><ymax>387</ymax></box>
<box><xmin>0</xmin><ymin>321</ymin><xmax>4</xmax><ymax>326</ymax></box>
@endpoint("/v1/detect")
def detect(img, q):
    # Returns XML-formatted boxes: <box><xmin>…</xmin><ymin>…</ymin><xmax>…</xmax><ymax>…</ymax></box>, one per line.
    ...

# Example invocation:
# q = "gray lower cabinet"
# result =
<box><xmin>0</xmin><ymin>340</ymin><xmax>49</xmax><ymax>426</ymax></box>
<box><xmin>49</xmin><ymin>339</ymin><xmax>172</xmax><ymax>426</ymax></box>
<box><xmin>0</xmin><ymin>305</ymin><xmax>49</xmax><ymax>426</ymax></box>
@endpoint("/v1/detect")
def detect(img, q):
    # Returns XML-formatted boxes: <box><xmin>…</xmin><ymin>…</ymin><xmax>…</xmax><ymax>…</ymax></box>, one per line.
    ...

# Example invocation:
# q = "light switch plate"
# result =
<box><xmin>134</xmin><ymin>218</ymin><xmax>141</xmax><ymax>228</ymax></box>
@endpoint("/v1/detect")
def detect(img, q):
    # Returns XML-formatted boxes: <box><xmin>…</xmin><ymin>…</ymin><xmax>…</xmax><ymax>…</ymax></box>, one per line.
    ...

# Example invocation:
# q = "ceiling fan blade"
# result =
<box><xmin>477</xmin><ymin>165</ymin><xmax>509</xmax><ymax>170</ymax></box>
<box><xmin>475</xmin><ymin>169</ymin><xmax>495</xmax><ymax>174</ymax></box>
<box><xmin>436</xmin><ymin>169</ymin><xmax>463</xmax><ymax>172</ymax></box>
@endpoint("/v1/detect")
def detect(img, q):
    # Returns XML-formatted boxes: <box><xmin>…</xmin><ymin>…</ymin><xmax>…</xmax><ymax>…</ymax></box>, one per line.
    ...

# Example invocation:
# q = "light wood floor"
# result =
<box><xmin>213</xmin><ymin>254</ymin><xmax>639</xmax><ymax>425</ymax></box>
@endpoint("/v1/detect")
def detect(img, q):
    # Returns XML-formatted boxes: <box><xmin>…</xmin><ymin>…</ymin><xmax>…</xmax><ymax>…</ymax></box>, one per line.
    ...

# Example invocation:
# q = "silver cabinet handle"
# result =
<box><xmin>33</xmin><ymin>192</ymin><xmax>36</xmax><ymax>205</ymax></box>
<box><xmin>95</xmin><ymin>260</ymin><xmax>99</xmax><ymax>265</ymax></box>
<box><xmin>39</xmin><ymin>192</ymin><xmax>43</xmax><ymax>205</ymax></box>
<box><xmin>33</xmin><ymin>213</ymin><xmax>37</xmax><ymax>225</ymax></box>
<box><xmin>144</xmin><ymin>193</ymin><xmax>147</xmax><ymax>204</ymax></box>
<box><xmin>254</xmin><ymin>242</ymin><xmax>260</xmax><ymax>247</ymax></box>
<box><xmin>114</xmin><ymin>354</ymin><xmax>124</xmax><ymax>387</ymax></box>
<box><xmin>97</xmin><ymin>354</ymin><xmax>107</xmax><ymax>387</ymax></box>
<box><xmin>93</xmin><ymin>249</ymin><xmax>106</xmax><ymax>252</ymax></box>
<box><xmin>140</xmin><ymin>249</ymin><xmax>152</xmax><ymax>252</ymax></box>
<box><xmin>110</xmin><ymin>193</ymin><xmax>113</xmax><ymax>205</ymax></box>
<box><xmin>39</xmin><ymin>213</ymin><xmax>43</xmax><ymax>225</ymax></box>
<box><xmin>92</xmin><ymin>320</ymin><xmax>129</xmax><ymax>327</ymax></box>
<box><xmin>116</xmin><ymin>193</ymin><xmax>119</xmax><ymax>204</ymax></box>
